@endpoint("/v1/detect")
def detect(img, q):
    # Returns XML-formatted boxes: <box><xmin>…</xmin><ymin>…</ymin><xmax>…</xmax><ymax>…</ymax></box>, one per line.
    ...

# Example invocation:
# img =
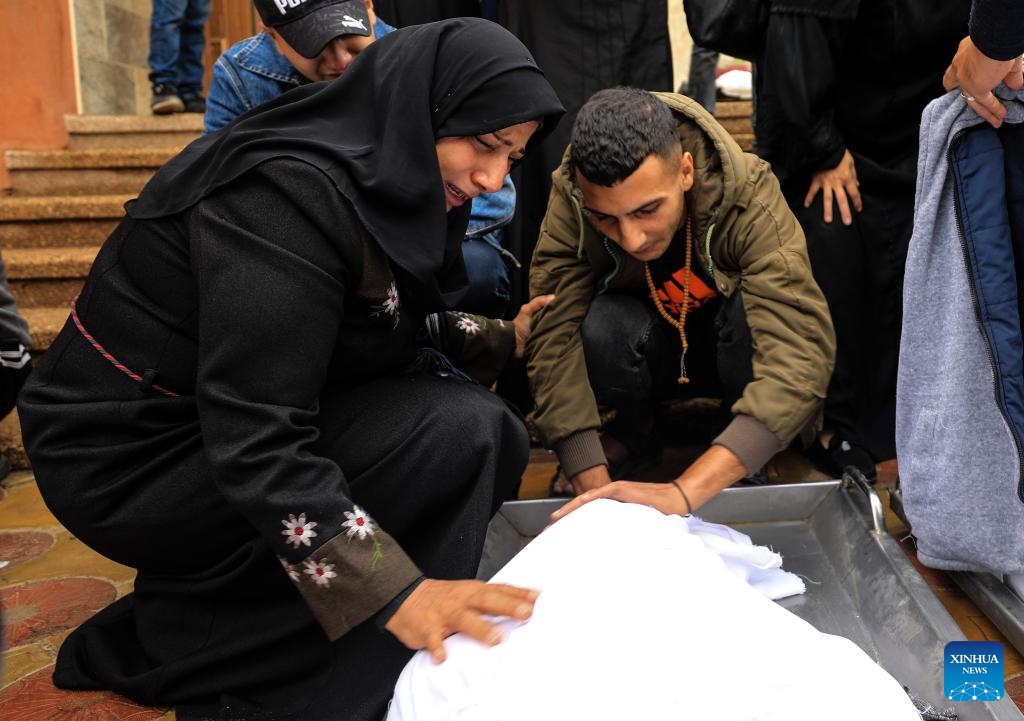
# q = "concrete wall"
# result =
<box><xmin>73</xmin><ymin>0</ymin><xmax>152</xmax><ymax>115</ymax></box>
<box><xmin>0</xmin><ymin>0</ymin><xmax>78</xmax><ymax>191</ymax></box>
<box><xmin>71</xmin><ymin>0</ymin><xmax>258</xmax><ymax>116</ymax></box>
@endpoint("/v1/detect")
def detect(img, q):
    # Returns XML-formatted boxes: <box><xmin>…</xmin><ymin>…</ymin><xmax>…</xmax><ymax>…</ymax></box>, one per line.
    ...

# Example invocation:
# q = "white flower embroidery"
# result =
<box><xmin>303</xmin><ymin>558</ymin><xmax>338</xmax><ymax>588</ymax></box>
<box><xmin>372</xmin><ymin>282</ymin><xmax>401</xmax><ymax>329</ymax></box>
<box><xmin>382</xmin><ymin>283</ymin><xmax>400</xmax><ymax>315</ymax></box>
<box><xmin>343</xmin><ymin>505</ymin><xmax>376</xmax><ymax>540</ymax></box>
<box><xmin>281</xmin><ymin>513</ymin><xmax>318</xmax><ymax>548</ymax></box>
<box><xmin>279</xmin><ymin>557</ymin><xmax>300</xmax><ymax>583</ymax></box>
<box><xmin>456</xmin><ymin>316</ymin><xmax>481</xmax><ymax>335</ymax></box>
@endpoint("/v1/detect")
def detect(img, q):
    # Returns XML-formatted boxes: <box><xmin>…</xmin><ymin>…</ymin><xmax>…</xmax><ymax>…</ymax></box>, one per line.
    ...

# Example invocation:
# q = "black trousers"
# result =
<box><xmin>784</xmin><ymin>178</ymin><xmax>913</xmax><ymax>461</ymax></box>
<box><xmin>580</xmin><ymin>292</ymin><xmax>754</xmax><ymax>454</ymax></box>
<box><xmin>24</xmin><ymin>366</ymin><xmax>528</xmax><ymax>720</ymax></box>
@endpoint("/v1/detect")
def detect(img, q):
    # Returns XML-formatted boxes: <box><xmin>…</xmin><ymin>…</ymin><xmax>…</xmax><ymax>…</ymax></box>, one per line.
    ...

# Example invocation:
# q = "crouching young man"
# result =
<box><xmin>527</xmin><ymin>87</ymin><xmax>836</xmax><ymax>518</ymax></box>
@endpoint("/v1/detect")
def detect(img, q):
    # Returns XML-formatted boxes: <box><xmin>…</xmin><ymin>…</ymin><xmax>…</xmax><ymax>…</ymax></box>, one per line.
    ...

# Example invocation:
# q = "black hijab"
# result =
<box><xmin>130</xmin><ymin>18</ymin><xmax>564</xmax><ymax>309</ymax></box>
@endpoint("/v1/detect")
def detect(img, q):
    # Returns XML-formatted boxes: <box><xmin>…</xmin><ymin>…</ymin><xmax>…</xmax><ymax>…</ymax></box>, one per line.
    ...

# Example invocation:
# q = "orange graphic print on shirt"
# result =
<box><xmin>653</xmin><ymin>267</ymin><xmax>718</xmax><ymax>316</ymax></box>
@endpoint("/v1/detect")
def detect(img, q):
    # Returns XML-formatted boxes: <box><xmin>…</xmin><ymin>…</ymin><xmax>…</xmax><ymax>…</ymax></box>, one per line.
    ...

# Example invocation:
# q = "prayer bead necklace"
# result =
<box><xmin>643</xmin><ymin>214</ymin><xmax>692</xmax><ymax>384</ymax></box>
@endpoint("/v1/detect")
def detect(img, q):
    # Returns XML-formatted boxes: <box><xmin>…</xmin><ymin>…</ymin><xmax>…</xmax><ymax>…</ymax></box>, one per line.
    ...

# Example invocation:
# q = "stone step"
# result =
<box><xmin>0</xmin><ymin>195</ymin><xmax>128</xmax><ymax>249</ymax></box>
<box><xmin>8</xmin><ymin>277</ymin><xmax>83</xmax><ymax>311</ymax></box>
<box><xmin>5</xmin><ymin>148</ymin><xmax>174</xmax><ymax>196</ymax></box>
<box><xmin>716</xmin><ymin>112</ymin><xmax>757</xmax><ymax>134</ymax></box>
<box><xmin>716</xmin><ymin>115</ymin><xmax>754</xmax><ymax>136</ymax></box>
<box><xmin>4</xmin><ymin>246</ymin><xmax>96</xmax><ymax>309</ymax></box>
<box><xmin>714</xmin><ymin>101</ymin><xmax>754</xmax><ymax>147</ymax></box>
<box><xmin>22</xmin><ymin>304</ymin><xmax>70</xmax><ymax>356</ymax></box>
<box><xmin>732</xmin><ymin>133</ymin><xmax>754</xmax><ymax>152</ymax></box>
<box><xmin>0</xmin><ymin>218</ymin><xmax>119</xmax><ymax>249</ymax></box>
<box><xmin>0</xmin><ymin>194</ymin><xmax>132</xmax><ymax>222</ymax></box>
<box><xmin>65</xmin><ymin>114</ymin><xmax>203</xmax><ymax>151</ymax></box>
<box><xmin>714</xmin><ymin>100</ymin><xmax>753</xmax><ymax>119</ymax></box>
<box><xmin>4</xmin><ymin>246</ymin><xmax>98</xmax><ymax>279</ymax></box>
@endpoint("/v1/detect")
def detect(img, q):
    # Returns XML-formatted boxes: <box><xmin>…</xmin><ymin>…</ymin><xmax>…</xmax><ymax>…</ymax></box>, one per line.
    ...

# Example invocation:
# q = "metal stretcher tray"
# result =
<box><xmin>480</xmin><ymin>475</ymin><xmax>1024</xmax><ymax>720</ymax></box>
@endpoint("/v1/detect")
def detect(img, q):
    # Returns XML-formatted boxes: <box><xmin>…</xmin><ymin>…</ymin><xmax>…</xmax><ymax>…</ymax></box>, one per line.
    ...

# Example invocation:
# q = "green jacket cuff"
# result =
<box><xmin>554</xmin><ymin>429</ymin><xmax>607</xmax><ymax>479</ymax></box>
<box><xmin>712</xmin><ymin>414</ymin><xmax>783</xmax><ymax>474</ymax></box>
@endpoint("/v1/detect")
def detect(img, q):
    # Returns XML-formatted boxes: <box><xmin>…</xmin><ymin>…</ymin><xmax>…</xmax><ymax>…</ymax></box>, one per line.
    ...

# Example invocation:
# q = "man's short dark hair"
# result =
<box><xmin>570</xmin><ymin>87</ymin><xmax>681</xmax><ymax>186</ymax></box>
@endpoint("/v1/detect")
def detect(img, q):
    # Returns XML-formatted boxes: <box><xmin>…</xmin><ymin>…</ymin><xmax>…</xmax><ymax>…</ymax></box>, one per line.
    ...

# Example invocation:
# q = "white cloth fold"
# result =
<box><xmin>387</xmin><ymin>500</ymin><xmax>919</xmax><ymax>721</ymax></box>
<box><xmin>682</xmin><ymin>514</ymin><xmax>806</xmax><ymax>599</ymax></box>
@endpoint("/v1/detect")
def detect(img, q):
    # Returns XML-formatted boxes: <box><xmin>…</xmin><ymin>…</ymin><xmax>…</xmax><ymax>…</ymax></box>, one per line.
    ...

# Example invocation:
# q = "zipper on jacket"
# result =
<box><xmin>948</xmin><ymin>130</ymin><xmax>1024</xmax><ymax>503</ymax></box>
<box><xmin>599</xmin><ymin>238</ymin><xmax>621</xmax><ymax>294</ymax></box>
<box><xmin>703</xmin><ymin>222</ymin><xmax>717</xmax><ymax>279</ymax></box>
<box><xmin>570</xmin><ymin>192</ymin><xmax>587</xmax><ymax>259</ymax></box>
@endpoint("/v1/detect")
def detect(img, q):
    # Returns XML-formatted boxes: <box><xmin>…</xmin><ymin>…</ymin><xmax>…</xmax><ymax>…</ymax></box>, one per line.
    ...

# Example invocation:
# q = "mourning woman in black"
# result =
<box><xmin>18</xmin><ymin>18</ymin><xmax>563</xmax><ymax>720</ymax></box>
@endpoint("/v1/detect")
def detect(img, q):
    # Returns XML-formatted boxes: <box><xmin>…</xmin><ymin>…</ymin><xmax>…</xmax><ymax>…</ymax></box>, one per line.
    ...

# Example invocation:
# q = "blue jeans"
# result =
<box><xmin>459</xmin><ymin>230</ymin><xmax>512</xmax><ymax>318</ymax></box>
<box><xmin>148</xmin><ymin>0</ymin><xmax>211</xmax><ymax>93</ymax></box>
<box><xmin>580</xmin><ymin>292</ymin><xmax>752</xmax><ymax>453</ymax></box>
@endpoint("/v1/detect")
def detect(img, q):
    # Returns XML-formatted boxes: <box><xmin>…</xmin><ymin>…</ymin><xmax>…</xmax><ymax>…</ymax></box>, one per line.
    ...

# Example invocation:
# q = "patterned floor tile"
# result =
<box><xmin>0</xmin><ymin>668</ymin><xmax>170</xmax><ymax>721</ymax></box>
<box><xmin>1</xmin><ymin>629</ymin><xmax>67</xmax><ymax>688</ymax></box>
<box><xmin>0</xmin><ymin>482</ymin><xmax>61</xmax><ymax>529</ymax></box>
<box><xmin>520</xmin><ymin>449</ymin><xmax>556</xmax><ymax>500</ymax></box>
<box><xmin>1007</xmin><ymin>673</ymin><xmax>1024</xmax><ymax>697</ymax></box>
<box><xmin>2</xmin><ymin>578</ymin><xmax>116</xmax><ymax>648</ymax></box>
<box><xmin>1</xmin><ymin>531</ymin><xmax>135</xmax><ymax>587</ymax></box>
<box><xmin>0</xmin><ymin>530</ymin><xmax>55</xmax><ymax>568</ymax></box>
<box><xmin>1005</xmin><ymin>651</ymin><xmax>1024</xmax><ymax>678</ymax></box>
<box><xmin>876</xmin><ymin>458</ymin><xmax>899</xmax><ymax>487</ymax></box>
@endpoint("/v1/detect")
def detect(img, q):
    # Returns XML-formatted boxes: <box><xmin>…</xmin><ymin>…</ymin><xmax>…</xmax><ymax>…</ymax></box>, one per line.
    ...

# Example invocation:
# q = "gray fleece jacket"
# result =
<box><xmin>896</xmin><ymin>85</ymin><xmax>1024</xmax><ymax>574</ymax></box>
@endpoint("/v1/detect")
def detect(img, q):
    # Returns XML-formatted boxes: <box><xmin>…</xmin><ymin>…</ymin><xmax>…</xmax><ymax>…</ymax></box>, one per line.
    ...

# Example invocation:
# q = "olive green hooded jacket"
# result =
<box><xmin>525</xmin><ymin>92</ymin><xmax>836</xmax><ymax>478</ymax></box>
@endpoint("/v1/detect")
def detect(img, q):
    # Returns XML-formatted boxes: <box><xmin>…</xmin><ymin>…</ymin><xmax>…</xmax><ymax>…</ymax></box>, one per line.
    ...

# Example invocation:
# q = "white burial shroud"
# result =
<box><xmin>387</xmin><ymin>499</ymin><xmax>920</xmax><ymax>721</ymax></box>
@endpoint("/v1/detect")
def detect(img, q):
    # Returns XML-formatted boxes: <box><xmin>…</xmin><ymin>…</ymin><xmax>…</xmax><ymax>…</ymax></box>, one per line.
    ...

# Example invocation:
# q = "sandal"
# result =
<box><xmin>547</xmin><ymin>465</ymin><xmax>574</xmax><ymax>497</ymax></box>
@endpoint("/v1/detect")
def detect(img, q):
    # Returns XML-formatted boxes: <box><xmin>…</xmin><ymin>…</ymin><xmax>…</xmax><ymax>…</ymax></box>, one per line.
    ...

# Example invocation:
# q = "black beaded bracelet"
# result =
<box><xmin>670</xmin><ymin>479</ymin><xmax>692</xmax><ymax>516</ymax></box>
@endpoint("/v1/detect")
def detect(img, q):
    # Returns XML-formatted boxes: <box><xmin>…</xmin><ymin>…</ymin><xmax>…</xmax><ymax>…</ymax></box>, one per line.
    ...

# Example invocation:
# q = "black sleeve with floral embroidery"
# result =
<box><xmin>190</xmin><ymin>160</ymin><xmax>422</xmax><ymax>641</ymax></box>
<box><xmin>423</xmin><ymin>311</ymin><xmax>516</xmax><ymax>386</ymax></box>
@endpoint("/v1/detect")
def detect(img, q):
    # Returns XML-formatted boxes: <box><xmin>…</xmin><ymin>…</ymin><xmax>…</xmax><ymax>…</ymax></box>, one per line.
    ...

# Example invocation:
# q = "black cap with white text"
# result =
<box><xmin>255</xmin><ymin>0</ymin><xmax>372</xmax><ymax>59</ymax></box>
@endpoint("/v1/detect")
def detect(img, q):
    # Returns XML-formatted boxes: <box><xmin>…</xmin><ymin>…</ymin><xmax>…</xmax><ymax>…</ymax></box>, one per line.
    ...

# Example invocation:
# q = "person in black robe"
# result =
<box><xmin>753</xmin><ymin>0</ymin><xmax>970</xmax><ymax>478</ymax></box>
<box><xmin>18</xmin><ymin>18</ymin><xmax>563</xmax><ymax>721</ymax></box>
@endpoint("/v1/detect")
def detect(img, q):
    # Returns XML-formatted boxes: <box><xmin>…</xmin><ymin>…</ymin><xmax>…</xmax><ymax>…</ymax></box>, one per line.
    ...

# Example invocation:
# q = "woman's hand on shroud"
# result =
<box><xmin>384</xmin><ymin>578</ymin><xmax>539</xmax><ymax>662</ymax></box>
